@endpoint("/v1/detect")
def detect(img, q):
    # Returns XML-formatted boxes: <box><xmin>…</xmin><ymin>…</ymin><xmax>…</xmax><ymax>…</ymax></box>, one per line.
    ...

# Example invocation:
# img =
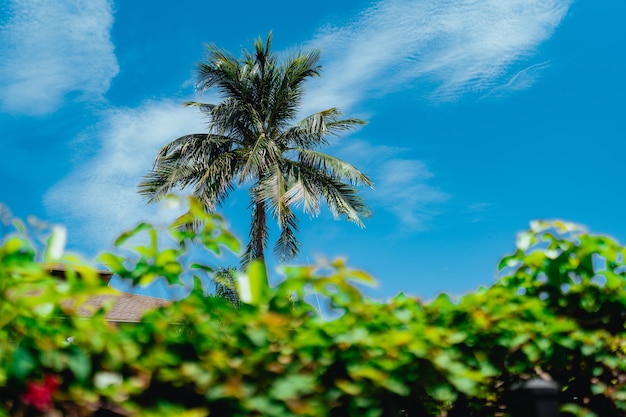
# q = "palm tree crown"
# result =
<box><xmin>139</xmin><ymin>33</ymin><xmax>373</xmax><ymax>267</ymax></box>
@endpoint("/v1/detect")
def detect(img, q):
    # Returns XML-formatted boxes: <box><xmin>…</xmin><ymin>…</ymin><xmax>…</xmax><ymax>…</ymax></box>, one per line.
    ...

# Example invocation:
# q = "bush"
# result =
<box><xmin>1</xmin><ymin>201</ymin><xmax>626</xmax><ymax>416</ymax></box>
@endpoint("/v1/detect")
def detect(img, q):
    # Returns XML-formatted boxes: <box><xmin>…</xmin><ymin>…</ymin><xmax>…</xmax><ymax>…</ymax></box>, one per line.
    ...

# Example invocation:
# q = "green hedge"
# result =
<box><xmin>1</xmin><ymin>201</ymin><xmax>626</xmax><ymax>416</ymax></box>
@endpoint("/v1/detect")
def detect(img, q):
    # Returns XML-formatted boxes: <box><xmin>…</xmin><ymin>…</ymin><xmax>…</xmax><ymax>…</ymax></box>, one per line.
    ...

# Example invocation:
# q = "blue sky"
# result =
<box><xmin>1</xmin><ymin>0</ymin><xmax>624</xmax><ymax>300</ymax></box>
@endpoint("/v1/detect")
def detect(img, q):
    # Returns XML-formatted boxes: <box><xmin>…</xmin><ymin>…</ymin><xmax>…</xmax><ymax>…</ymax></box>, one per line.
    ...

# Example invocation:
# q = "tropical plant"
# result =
<box><xmin>3</xmin><ymin>202</ymin><xmax>626</xmax><ymax>416</ymax></box>
<box><xmin>213</xmin><ymin>266</ymin><xmax>240</xmax><ymax>307</ymax></box>
<box><xmin>138</xmin><ymin>33</ymin><xmax>372</xmax><ymax>268</ymax></box>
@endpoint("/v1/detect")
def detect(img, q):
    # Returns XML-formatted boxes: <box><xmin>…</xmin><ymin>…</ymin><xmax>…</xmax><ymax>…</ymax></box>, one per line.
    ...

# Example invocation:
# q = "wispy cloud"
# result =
<box><xmin>372</xmin><ymin>159</ymin><xmax>449</xmax><ymax>230</ymax></box>
<box><xmin>483</xmin><ymin>61</ymin><xmax>552</xmax><ymax>98</ymax></box>
<box><xmin>42</xmin><ymin>0</ymin><xmax>573</xmax><ymax>244</ymax></box>
<box><xmin>335</xmin><ymin>140</ymin><xmax>449</xmax><ymax>230</ymax></box>
<box><xmin>304</xmin><ymin>0</ymin><xmax>571</xmax><ymax>111</ymax></box>
<box><xmin>298</xmin><ymin>0</ymin><xmax>571</xmax><ymax>229</ymax></box>
<box><xmin>465</xmin><ymin>202</ymin><xmax>493</xmax><ymax>223</ymax></box>
<box><xmin>44</xmin><ymin>100</ymin><xmax>206</xmax><ymax>254</ymax></box>
<box><xmin>0</xmin><ymin>0</ymin><xmax>118</xmax><ymax>115</ymax></box>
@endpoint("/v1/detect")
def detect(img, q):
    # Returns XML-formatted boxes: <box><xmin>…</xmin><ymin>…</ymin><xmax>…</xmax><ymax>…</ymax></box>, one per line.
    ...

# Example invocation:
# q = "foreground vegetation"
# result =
<box><xmin>1</xmin><ymin>200</ymin><xmax>626</xmax><ymax>416</ymax></box>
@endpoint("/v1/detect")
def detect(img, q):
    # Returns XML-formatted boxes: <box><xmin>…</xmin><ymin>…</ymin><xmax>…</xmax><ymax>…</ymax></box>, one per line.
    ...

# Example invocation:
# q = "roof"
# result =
<box><xmin>75</xmin><ymin>291</ymin><xmax>172</xmax><ymax>323</ymax></box>
<box><xmin>46</xmin><ymin>265</ymin><xmax>172</xmax><ymax>323</ymax></box>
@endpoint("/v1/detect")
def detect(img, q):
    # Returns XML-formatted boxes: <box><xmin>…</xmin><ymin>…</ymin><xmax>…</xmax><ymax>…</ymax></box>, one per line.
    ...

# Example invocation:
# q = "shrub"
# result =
<box><xmin>1</xmin><ymin>201</ymin><xmax>625</xmax><ymax>416</ymax></box>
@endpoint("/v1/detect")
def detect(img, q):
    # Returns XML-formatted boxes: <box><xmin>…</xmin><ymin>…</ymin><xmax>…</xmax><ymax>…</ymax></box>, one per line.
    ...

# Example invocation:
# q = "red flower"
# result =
<box><xmin>20</xmin><ymin>375</ymin><xmax>60</xmax><ymax>412</ymax></box>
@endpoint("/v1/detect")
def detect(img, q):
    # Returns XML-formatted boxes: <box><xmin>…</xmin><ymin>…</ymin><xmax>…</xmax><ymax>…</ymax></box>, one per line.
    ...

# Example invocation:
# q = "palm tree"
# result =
<box><xmin>212</xmin><ymin>267</ymin><xmax>240</xmax><ymax>307</ymax></box>
<box><xmin>139</xmin><ymin>33</ymin><xmax>372</xmax><ymax>268</ymax></box>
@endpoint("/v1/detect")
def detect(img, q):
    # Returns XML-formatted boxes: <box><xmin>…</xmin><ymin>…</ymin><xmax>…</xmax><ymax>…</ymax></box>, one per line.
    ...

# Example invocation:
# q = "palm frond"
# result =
<box><xmin>192</xmin><ymin>152</ymin><xmax>240</xmax><ymax>211</ymax></box>
<box><xmin>241</xmin><ymin>200</ymin><xmax>268</xmax><ymax>269</ymax></box>
<box><xmin>266</xmin><ymin>48</ymin><xmax>322</xmax><ymax>132</ymax></box>
<box><xmin>138</xmin><ymin>162</ymin><xmax>179</xmax><ymax>203</ymax></box>
<box><xmin>183</xmin><ymin>101</ymin><xmax>216</xmax><ymax>112</ymax></box>
<box><xmin>239</xmin><ymin>133</ymin><xmax>281</xmax><ymax>184</ymax></box>
<box><xmin>213</xmin><ymin>267</ymin><xmax>240</xmax><ymax>306</ymax></box>
<box><xmin>252</xmin><ymin>163</ymin><xmax>301</xmax><ymax>262</ymax></box>
<box><xmin>253</xmin><ymin>165</ymin><xmax>301</xmax><ymax>262</ymax></box>
<box><xmin>298</xmin><ymin>149</ymin><xmax>373</xmax><ymax>187</ymax></box>
<box><xmin>276</xmin><ymin>161</ymin><xmax>321</xmax><ymax>217</ymax></box>
<box><xmin>273</xmin><ymin>207</ymin><xmax>300</xmax><ymax>262</ymax></box>
<box><xmin>196</xmin><ymin>45</ymin><xmax>244</xmax><ymax>100</ymax></box>
<box><xmin>138</xmin><ymin>133</ymin><xmax>237</xmax><ymax>206</ymax></box>
<box><xmin>291</xmin><ymin>163</ymin><xmax>371</xmax><ymax>226</ymax></box>
<box><xmin>284</xmin><ymin>48</ymin><xmax>322</xmax><ymax>90</ymax></box>
<box><xmin>278</xmin><ymin>109</ymin><xmax>366</xmax><ymax>148</ymax></box>
<box><xmin>254</xmin><ymin>165</ymin><xmax>283</xmax><ymax>210</ymax></box>
<box><xmin>138</xmin><ymin>134</ymin><xmax>208</xmax><ymax>202</ymax></box>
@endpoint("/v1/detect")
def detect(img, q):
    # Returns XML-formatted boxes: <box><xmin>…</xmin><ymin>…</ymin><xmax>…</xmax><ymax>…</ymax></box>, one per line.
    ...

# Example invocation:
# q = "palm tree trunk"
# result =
<box><xmin>253</xmin><ymin>200</ymin><xmax>267</xmax><ymax>264</ymax></box>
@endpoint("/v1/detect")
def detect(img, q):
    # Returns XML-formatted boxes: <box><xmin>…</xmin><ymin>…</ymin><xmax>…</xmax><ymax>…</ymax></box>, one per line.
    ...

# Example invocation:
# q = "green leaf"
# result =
<box><xmin>560</xmin><ymin>403</ymin><xmax>598</xmax><ymax>417</ymax></box>
<box><xmin>114</xmin><ymin>222</ymin><xmax>151</xmax><ymax>246</ymax></box>
<box><xmin>270</xmin><ymin>374</ymin><xmax>316</xmax><ymax>400</ymax></box>
<box><xmin>11</xmin><ymin>346</ymin><xmax>35</xmax><ymax>379</ymax></box>
<box><xmin>99</xmin><ymin>253</ymin><xmax>126</xmax><ymax>274</ymax></box>
<box><xmin>430</xmin><ymin>384</ymin><xmax>457</xmax><ymax>402</ymax></box>
<box><xmin>44</xmin><ymin>226</ymin><xmax>67</xmax><ymax>261</ymax></box>
<box><xmin>68</xmin><ymin>349</ymin><xmax>92</xmax><ymax>382</ymax></box>
<box><xmin>238</xmin><ymin>261</ymin><xmax>269</xmax><ymax>305</ymax></box>
<box><xmin>33</xmin><ymin>303</ymin><xmax>54</xmax><ymax>318</ymax></box>
<box><xmin>336</xmin><ymin>379</ymin><xmax>363</xmax><ymax>396</ymax></box>
<box><xmin>381</xmin><ymin>377</ymin><xmax>410</xmax><ymax>396</ymax></box>
<box><xmin>449</xmin><ymin>376</ymin><xmax>477</xmax><ymax>395</ymax></box>
<box><xmin>245</xmin><ymin>397</ymin><xmax>285</xmax><ymax>415</ymax></box>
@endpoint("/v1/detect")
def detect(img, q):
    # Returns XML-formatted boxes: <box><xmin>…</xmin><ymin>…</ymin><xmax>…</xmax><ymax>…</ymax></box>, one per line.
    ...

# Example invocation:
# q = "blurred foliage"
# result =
<box><xmin>1</xmin><ymin>200</ymin><xmax>626</xmax><ymax>416</ymax></box>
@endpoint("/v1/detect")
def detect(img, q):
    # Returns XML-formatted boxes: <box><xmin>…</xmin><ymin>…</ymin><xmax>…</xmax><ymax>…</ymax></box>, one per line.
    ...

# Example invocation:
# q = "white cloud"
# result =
<box><xmin>296</xmin><ymin>0</ymin><xmax>571</xmax><ymax>228</ymax></box>
<box><xmin>335</xmin><ymin>141</ymin><xmax>448</xmax><ymax>230</ymax></box>
<box><xmin>484</xmin><ymin>61</ymin><xmax>552</xmax><ymax>98</ymax></box>
<box><xmin>44</xmin><ymin>100</ymin><xmax>207</xmax><ymax>253</ymax></box>
<box><xmin>0</xmin><ymin>0</ymin><xmax>118</xmax><ymax>115</ymax></box>
<box><xmin>43</xmin><ymin>0</ymin><xmax>573</xmax><ymax>245</ymax></box>
<box><xmin>303</xmin><ymin>0</ymin><xmax>571</xmax><ymax>111</ymax></box>
<box><xmin>373</xmin><ymin>159</ymin><xmax>449</xmax><ymax>230</ymax></box>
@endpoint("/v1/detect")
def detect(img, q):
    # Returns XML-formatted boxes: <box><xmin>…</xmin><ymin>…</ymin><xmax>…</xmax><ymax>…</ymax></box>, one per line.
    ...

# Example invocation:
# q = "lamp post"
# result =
<box><xmin>506</xmin><ymin>379</ymin><xmax>560</xmax><ymax>417</ymax></box>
